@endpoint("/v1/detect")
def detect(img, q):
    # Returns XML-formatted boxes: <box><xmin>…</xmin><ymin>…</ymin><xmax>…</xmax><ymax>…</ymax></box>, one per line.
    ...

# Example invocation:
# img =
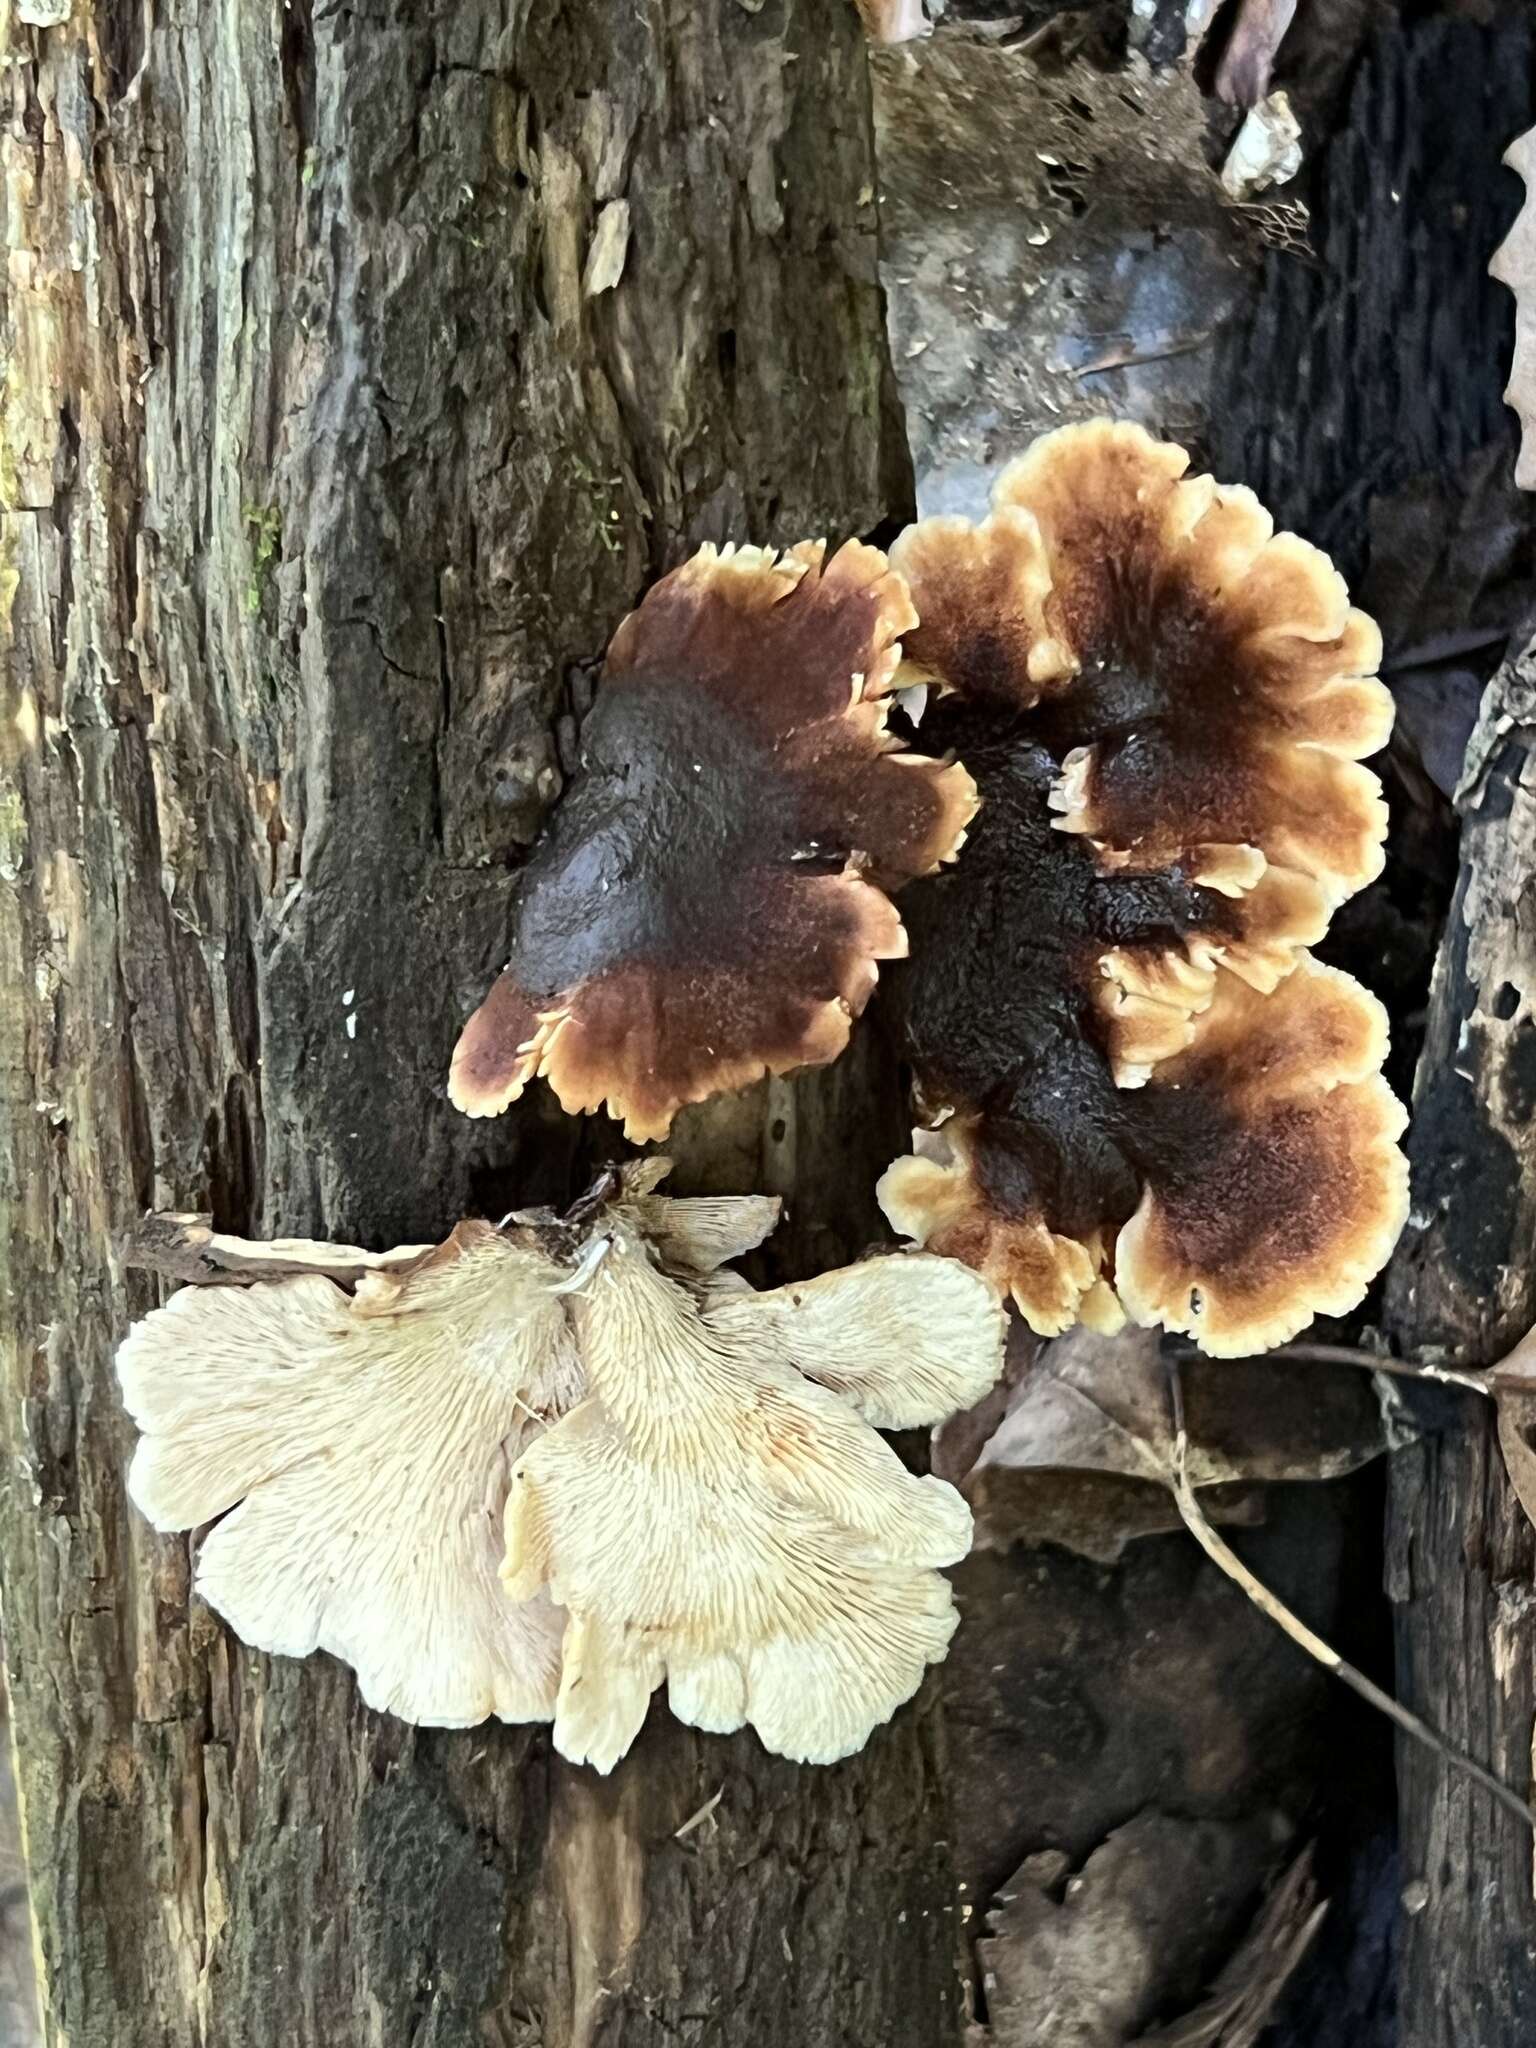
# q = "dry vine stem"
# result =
<box><xmin>1265</xmin><ymin>1339</ymin><xmax>1491</xmax><ymax>1397</ymax></box>
<box><xmin>1165</xmin><ymin>1360</ymin><xmax>1536</xmax><ymax>1835</ymax></box>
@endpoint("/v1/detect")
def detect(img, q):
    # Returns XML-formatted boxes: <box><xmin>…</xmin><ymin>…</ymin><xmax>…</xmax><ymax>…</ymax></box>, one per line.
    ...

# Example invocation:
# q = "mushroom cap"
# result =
<box><xmin>882</xmin><ymin>959</ymin><xmax>1408</xmax><ymax>1356</ymax></box>
<box><xmin>878</xmin><ymin>421</ymin><xmax>1405</xmax><ymax>1351</ymax></box>
<box><xmin>891</xmin><ymin>420</ymin><xmax>1389</xmax><ymax>1017</ymax></box>
<box><xmin>502</xmin><ymin>1227</ymin><xmax>1006</xmax><ymax>1771</ymax></box>
<box><xmin>117</xmin><ymin>1223</ymin><xmax>582</xmax><ymax>1726</ymax></box>
<box><xmin>450</xmin><ymin>539</ymin><xmax>977</xmax><ymax>1139</ymax></box>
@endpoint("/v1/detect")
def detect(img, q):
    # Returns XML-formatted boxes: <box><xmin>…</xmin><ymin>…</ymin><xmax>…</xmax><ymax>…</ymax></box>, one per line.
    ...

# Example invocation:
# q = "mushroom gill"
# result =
<box><xmin>117</xmin><ymin>1222</ymin><xmax>581</xmax><ymax>1727</ymax></box>
<box><xmin>117</xmin><ymin>1165</ymin><xmax>1008</xmax><ymax>1763</ymax></box>
<box><xmin>503</xmin><ymin>1218</ymin><xmax>1006</xmax><ymax>1770</ymax></box>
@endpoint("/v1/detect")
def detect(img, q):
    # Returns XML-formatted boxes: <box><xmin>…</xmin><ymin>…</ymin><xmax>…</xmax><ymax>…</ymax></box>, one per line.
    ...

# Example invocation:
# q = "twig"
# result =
<box><xmin>673</xmin><ymin>1787</ymin><xmax>724</xmax><ymax>1841</ymax></box>
<box><xmin>1270</xmin><ymin>1340</ymin><xmax>1491</xmax><ymax>1397</ymax></box>
<box><xmin>1165</xmin><ymin>1359</ymin><xmax>1536</xmax><ymax>1834</ymax></box>
<box><xmin>1072</xmin><ymin>331</ymin><xmax>1214</xmax><ymax>377</ymax></box>
<box><xmin>1168</xmin><ymin>1336</ymin><xmax>1491</xmax><ymax>1398</ymax></box>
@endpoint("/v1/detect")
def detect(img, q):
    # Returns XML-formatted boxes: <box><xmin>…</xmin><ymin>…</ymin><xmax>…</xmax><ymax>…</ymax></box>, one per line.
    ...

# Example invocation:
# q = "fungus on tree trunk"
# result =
<box><xmin>877</xmin><ymin>420</ymin><xmax>1407</xmax><ymax>1356</ymax></box>
<box><xmin>1491</xmin><ymin>124</ymin><xmax>1536</xmax><ymax>488</ymax></box>
<box><xmin>449</xmin><ymin>541</ymin><xmax>977</xmax><ymax>1138</ymax></box>
<box><xmin>117</xmin><ymin>1221</ymin><xmax>582</xmax><ymax>1728</ymax></box>
<box><xmin>117</xmin><ymin>1164</ymin><xmax>1006</xmax><ymax>1770</ymax></box>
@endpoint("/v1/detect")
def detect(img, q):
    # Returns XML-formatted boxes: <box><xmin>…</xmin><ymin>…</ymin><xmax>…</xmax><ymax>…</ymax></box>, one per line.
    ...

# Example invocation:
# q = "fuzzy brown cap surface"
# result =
<box><xmin>450</xmin><ymin>540</ymin><xmax>976</xmax><ymax>1138</ymax></box>
<box><xmin>879</xmin><ymin>421</ymin><xmax>1406</xmax><ymax>1356</ymax></box>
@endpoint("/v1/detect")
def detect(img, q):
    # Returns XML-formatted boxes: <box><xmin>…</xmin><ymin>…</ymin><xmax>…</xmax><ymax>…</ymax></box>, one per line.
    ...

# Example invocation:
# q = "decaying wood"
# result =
<box><xmin>1383</xmin><ymin>636</ymin><xmax>1536</xmax><ymax>2045</ymax></box>
<box><xmin>0</xmin><ymin>6</ymin><xmax>947</xmax><ymax>2045</ymax></box>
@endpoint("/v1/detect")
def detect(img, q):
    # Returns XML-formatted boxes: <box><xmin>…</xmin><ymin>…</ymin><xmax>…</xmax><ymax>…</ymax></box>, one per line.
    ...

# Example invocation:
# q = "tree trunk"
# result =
<box><xmin>0</xmin><ymin>7</ymin><xmax>958</xmax><ymax>2045</ymax></box>
<box><xmin>1383</xmin><ymin>639</ymin><xmax>1536</xmax><ymax>2048</ymax></box>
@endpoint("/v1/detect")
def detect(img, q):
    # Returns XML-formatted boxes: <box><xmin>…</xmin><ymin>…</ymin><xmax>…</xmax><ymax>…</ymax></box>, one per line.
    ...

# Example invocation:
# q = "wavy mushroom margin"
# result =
<box><xmin>877</xmin><ymin>420</ymin><xmax>1406</xmax><ymax>1355</ymax></box>
<box><xmin>449</xmin><ymin>539</ymin><xmax>977</xmax><ymax>1139</ymax></box>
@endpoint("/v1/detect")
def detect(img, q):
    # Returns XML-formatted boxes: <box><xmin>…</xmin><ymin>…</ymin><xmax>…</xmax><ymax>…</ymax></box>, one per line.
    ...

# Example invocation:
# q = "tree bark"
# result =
<box><xmin>0</xmin><ymin>6</ymin><xmax>956</xmax><ymax>2046</ymax></box>
<box><xmin>1383</xmin><ymin>639</ymin><xmax>1536</xmax><ymax>2048</ymax></box>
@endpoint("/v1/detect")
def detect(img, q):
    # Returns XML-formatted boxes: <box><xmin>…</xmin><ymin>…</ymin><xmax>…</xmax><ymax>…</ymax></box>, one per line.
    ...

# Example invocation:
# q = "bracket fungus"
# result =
<box><xmin>876</xmin><ymin>420</ymin><xmax>1407</xmax><ymax>1356</ymax></box>
<box><xmin>450</xmin><ymin>540</ymin><xmax>977</xmax><ymax>1139</ymax></box>
<box><xmin>117</xmin><ymin>1165</ymin><xmax>1006</xmax><ymax>1768</ymax></box>
<box><xmin>1492</xmin><ymin>123</ymin><xmax>1536</xmax><ymax>489</ymax></box>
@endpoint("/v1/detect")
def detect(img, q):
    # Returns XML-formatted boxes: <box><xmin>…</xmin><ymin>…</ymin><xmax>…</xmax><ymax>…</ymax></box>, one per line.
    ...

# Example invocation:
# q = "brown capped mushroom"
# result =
<box><xmin>117</xmin><ymin>1164</ymin><xmax>1007</xmax><ymax>1763</ymax></box>
<box><xmin>449</xmin><ymin>540</ymin><xmax>977</xmax><ymax>1139</ymax></box>
<box><xmin>503</xmin><ymin>1221</ymin><xmax>1006</xmax><ymax>1770</ymax></box>
<box><xmin>877</xmin><ymin>420</ymin><xmax>1406</xmax><ymax>1354</ymax></box>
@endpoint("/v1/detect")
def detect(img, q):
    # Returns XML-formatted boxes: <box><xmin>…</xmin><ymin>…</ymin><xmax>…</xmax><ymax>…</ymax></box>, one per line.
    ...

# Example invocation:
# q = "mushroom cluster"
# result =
<box><xmin>117</xmin><ymin>1165</ymin><xmax>1006</xmax><ymax>1769</ymax></box>
<box><xmin>117</xmin><ymin>418</ymin><xmax>1408</xmax><ymax>1777</ymax></box>
<box><xmin>877</xmin><ymin>421</ymin><xmax>1407</xmax><ymax>1354</ymax></box>
<box><xmin>447</xmin><ymin>420</ymin><xmax>1405</xmax><ymax>1358</ymax></box>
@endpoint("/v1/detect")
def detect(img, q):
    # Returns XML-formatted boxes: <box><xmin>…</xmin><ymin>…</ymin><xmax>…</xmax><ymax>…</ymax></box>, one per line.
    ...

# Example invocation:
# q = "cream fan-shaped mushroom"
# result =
<box><xmin>1492</xmin><ymin>126</ymin><xmax>1536</xmax><ymax>490</ymax></box>
<box><xmin>118</xmin><ymin>1166</ymin><xmax>1007</xmax><ymax>1754</ymax></box>
<box><xmin>614</xmin><ymin>1157</ymin><xmax>784</xmax><ymax>1276</ymax></box>
<box><xmin>502</xmin><ymin>1227</ymin><xmax>1006</xmax><ymax>1771</ymax></box>
<box><xmin>117</xmin><ymin>1222</ymin><xmax>583</xmax><ymax>1727</ymax></box>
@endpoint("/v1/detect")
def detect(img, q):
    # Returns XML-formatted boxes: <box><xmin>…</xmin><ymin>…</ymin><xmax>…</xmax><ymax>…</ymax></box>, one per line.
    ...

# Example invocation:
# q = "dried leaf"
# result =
<box><xmin>978</xmin><ymin>1812</ymin><xmax>1278</xmax><ymax>2048</ymax></box>
<box><xmin>1135</xmin><ymin>1847</ymin><xmax>1324</xmax><ymax>2047</ymax></box>
<box><xmin>1489</xmin><ymin>1323</ymin><xmax>1536</xmax><ymax>1531</ymax></box>
<box><xmin>1220</xmin><ymin>92</ymin><xmax>1303</xmax><ymax>200</ymax></box>
<box><xmin>1363</xmin><ymin>447</ymin><xmax>1532</xmax><ymax>799</ymax></box>
<box><xmin>931</xmin><ymin>1325</ymin><xmax>1041</xmax><ymax>1484</ymax></box>
<box><xmin>962</xmin><ymin>1324</ymin><xmax>1387</xmax><ymax>1561</ymax></box>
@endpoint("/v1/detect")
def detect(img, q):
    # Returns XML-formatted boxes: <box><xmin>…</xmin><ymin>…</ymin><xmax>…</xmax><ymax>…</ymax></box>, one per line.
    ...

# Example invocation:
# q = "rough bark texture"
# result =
<box><xmin>0</xmin><ymin>6</ymin><xmax>949</xmax><ymax>2046</ymax></box>
<box><xmin>1228</xmin><ymin>23</ymin><xmax>1536</xmax><ymax>2040</ymax></box>
<box><xmin>1382</xmin><ymin>637</ymin><xmax>1536</xmax><ymax>2048</ymax></box>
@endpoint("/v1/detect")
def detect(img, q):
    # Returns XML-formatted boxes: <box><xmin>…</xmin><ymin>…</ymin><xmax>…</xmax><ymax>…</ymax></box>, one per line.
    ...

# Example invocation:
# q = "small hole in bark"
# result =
<box><xmin>1491</xmin><ymin>981</ymin><xmax>1521</xmax><ymax>1020</ymax></box>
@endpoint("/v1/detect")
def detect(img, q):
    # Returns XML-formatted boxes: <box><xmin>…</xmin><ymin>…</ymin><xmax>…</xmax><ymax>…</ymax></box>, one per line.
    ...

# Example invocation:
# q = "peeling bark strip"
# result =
<box><xmin>1383</xmin><ymin>641</ymin><xmax>1536</xmax><ymax>2047</ymax></box>
<box><xmin>0</xmin><ymin>6</ymin><xmax>948</xmax><ymax>2045</ymax></box>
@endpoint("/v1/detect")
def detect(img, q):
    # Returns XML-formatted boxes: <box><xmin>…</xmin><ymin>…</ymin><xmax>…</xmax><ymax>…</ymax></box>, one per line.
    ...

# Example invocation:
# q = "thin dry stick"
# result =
<box><xmin>1165</xmin><ymin>1360</ymin><xmax>1536</xmax><ymax>1835</ymax></box>
<box><xmin>1270</xmin><ymin>1340</ymin><xmax>1492</xmax><ymax>1398</ymax></box>
<box><xmin>1169</xmin><ymin>1337</ymin><xmax>1492</xmax><ymax>1397</ymax></box>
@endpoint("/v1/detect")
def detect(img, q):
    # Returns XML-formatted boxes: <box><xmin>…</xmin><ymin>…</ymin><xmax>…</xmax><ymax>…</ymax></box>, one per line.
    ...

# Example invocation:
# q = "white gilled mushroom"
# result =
<box><xmin>503</xmin><ymin>1220</ymin><xmax>1007</xmax><ymax>1771</ymax></box>
<box><xmin>117</xmin><ymin>1221</ymin><xmax>582</xmax><ymax>1726</ymax></box>
<box><xmin>117</xmin><ymin>1167</ymin><xmax>1007</xmax><ymax>1767</ymax></box>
